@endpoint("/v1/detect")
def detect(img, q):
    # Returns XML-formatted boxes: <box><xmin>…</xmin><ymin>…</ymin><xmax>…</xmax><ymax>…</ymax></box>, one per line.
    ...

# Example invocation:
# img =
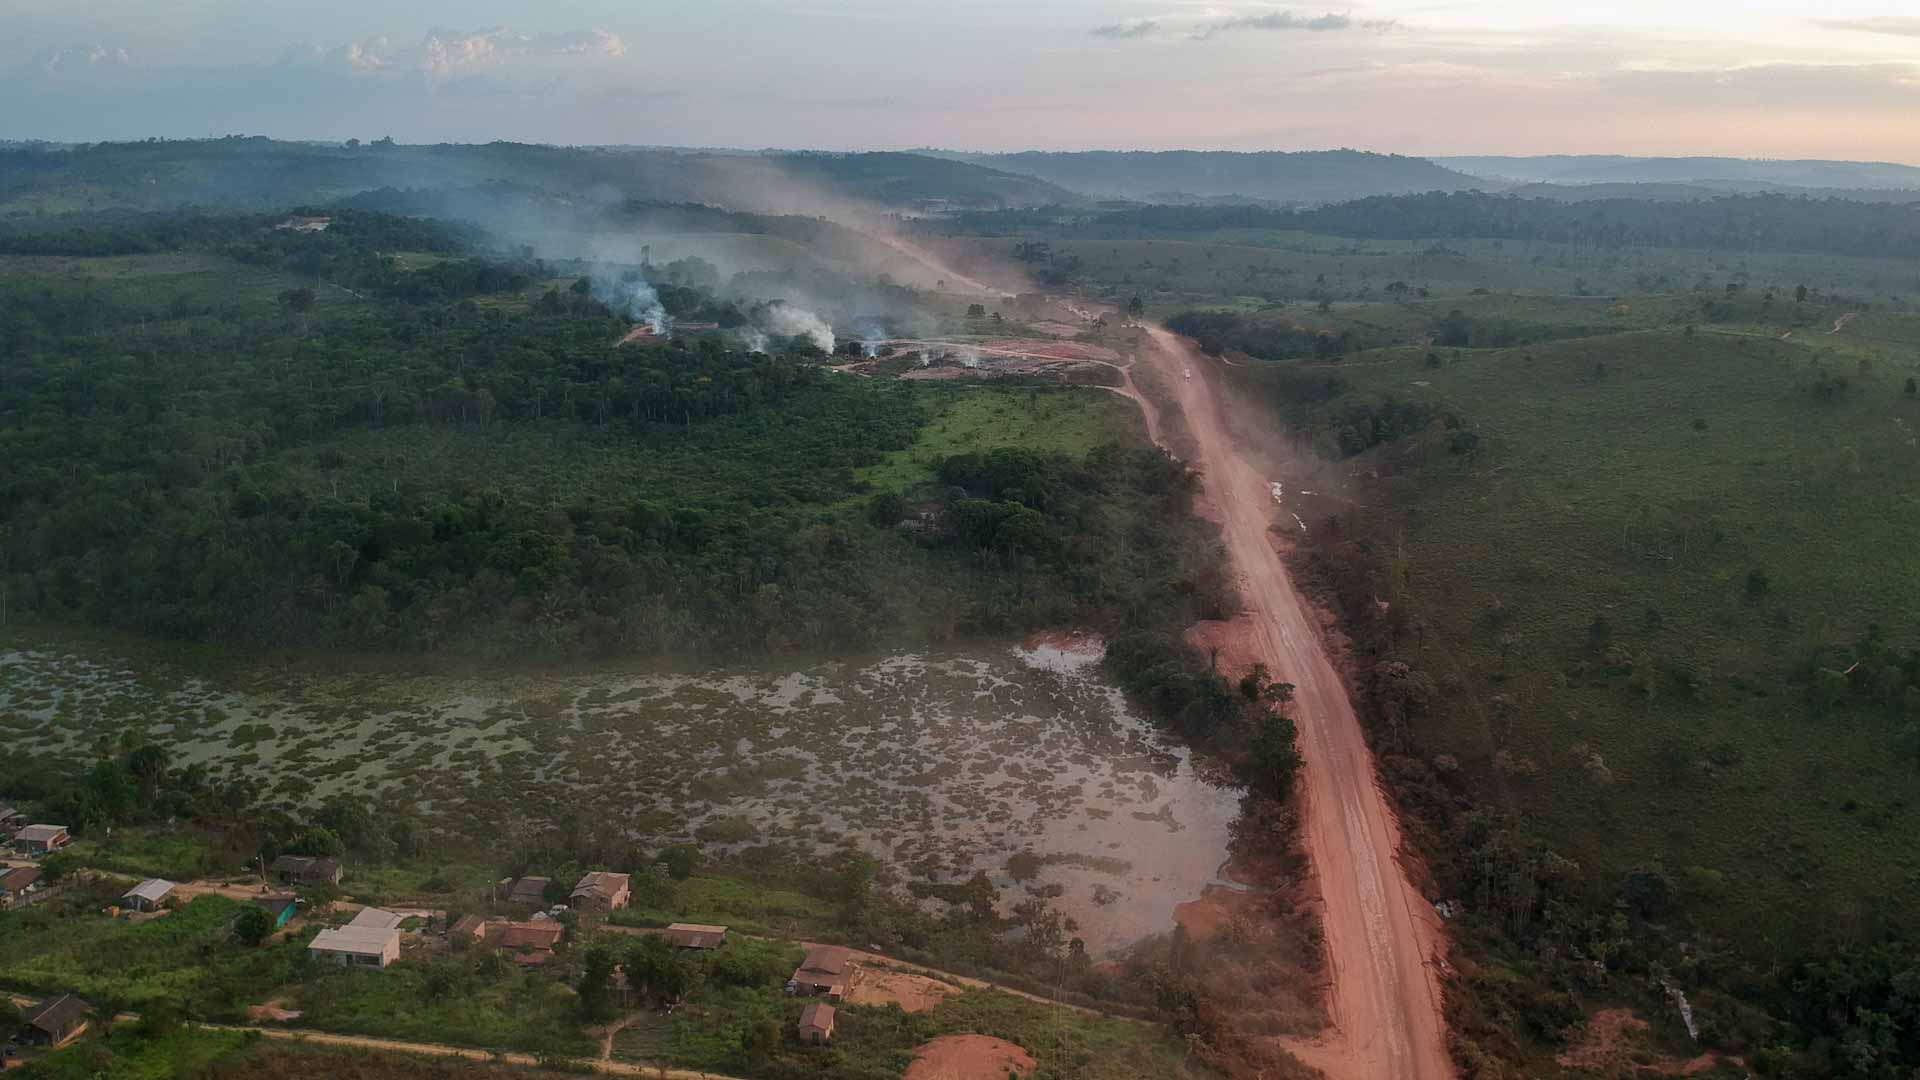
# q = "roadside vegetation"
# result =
<box><xmin>964</xmin><ymin>196</ymin><xmax>1920</xmax><ymax>1076</ymax></box>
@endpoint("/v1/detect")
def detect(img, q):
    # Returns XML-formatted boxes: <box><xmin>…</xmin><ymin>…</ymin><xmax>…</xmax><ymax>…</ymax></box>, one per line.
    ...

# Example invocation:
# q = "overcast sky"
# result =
<box><xmin>6</xmin><ymin>0</ymin><xmax>1919</xmax><ymax>161</ymax></box>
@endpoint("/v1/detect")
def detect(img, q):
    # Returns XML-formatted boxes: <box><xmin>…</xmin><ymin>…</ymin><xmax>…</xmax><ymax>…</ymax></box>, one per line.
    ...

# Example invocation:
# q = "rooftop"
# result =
<box><xmin>14</xmin><ymin>824</ymin><xmax>67</xmax><ymax>843</ymax></box>
<box><xmin>122</xmin><ymin>878</ymin><xmax>175</xmax><ymax>905</ymax></box>
<box><xmin>799</xmin><ymin>945</ymin><xmax>852</xmax><ymax>976</ymax></box>
<box><xmin>23</xmin><ymin>994</ymin><xmax>90</xmax><ymax>1035</ymax></box>
<box><xmin>571</xmin><ymin>870</ymin><xmax>630</xmax><ymax>900</ymax></box>
<box><xmin>799</xmin><ymin>1002</ymin><xmax>835</xmax><ymax>1029</ymax></box>
<box><xmin>309</xmin><ymin>926</ymin><xmax>400</xmax><ymax>956</ymax></box>
<box><xmin>347</xmin><ymin>907</ymin><xmax>405</xmax><ymax>930</ymax></box>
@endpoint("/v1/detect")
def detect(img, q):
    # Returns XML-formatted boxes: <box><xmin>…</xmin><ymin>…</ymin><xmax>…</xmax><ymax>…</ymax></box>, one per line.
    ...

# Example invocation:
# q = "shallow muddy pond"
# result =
<box><xmin>0</xmin><ymin>641</ymin><xmax>1240</xmax><ymax>953</ymax></box>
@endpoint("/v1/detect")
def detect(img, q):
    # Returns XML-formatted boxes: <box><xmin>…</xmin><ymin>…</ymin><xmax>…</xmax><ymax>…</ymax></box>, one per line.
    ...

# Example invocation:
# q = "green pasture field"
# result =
<box><xmin>1243</xmin><ymin>318</ymin><xmax>1920</xmax><ymax>950</ymax></box>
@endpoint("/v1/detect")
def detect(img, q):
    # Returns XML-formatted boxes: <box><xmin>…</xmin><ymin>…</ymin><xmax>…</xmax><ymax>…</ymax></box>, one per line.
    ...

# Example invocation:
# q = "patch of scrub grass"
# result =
<box><xmin>857</xmin><ymin>384</ymin><xmax>1141</xmax><ymax>492</ymax></box>
<box><xmin>21</xmin><ymin>1024</ymin><xmax>253</xmax><ymax>1080</ymax></box>
<box><xmin>64</xmin><ymin>826</ymin><xmax>230</xmax><ymax>881</ymax></box>
<box><xmin>0</xmin><ymin>890</ymin><xmax>307</xmax><ymax>1016</ymax></box>
<box><xmin>610</xmin><ymin>874</ymin><xmax>838</xmax><ymax>937</ymax></box>
<box><xmin>1262</xmin><ymin>325</ymin><xmax>1920</xmax><ymax>953</ymax></box>
<box><xmin>342</xmin><ymin>862</ymin><xmax>497</xmax><ymax>905</ymax></box>
<box><xmin>656</xmin><ymin>984</ymin><xmax>1200</xmax><ymax>1080</ymax></box>
<box><xmin>290</xmin><ymin>955</ymin><xmax>594</xmax><ymax>1057</ymax></box>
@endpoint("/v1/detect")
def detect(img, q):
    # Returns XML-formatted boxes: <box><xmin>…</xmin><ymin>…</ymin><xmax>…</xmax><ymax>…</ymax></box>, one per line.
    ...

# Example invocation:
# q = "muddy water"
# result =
<box><xmin>0</xmin><ymin>641</ymin><xmax>1238</xmax><ymax>955</ymax></box>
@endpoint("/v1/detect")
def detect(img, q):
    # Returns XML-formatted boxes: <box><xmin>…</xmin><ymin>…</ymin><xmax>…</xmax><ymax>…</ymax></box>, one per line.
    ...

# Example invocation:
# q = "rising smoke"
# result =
<box><xmin>589</xmin><ymin>267</ymin><xmax>669</xmax><ymax>334</ymax></box>
<box><xmin>761</xmin><ymin>303</ymin><xmax>836</xmax><ymax>352</ymax></box>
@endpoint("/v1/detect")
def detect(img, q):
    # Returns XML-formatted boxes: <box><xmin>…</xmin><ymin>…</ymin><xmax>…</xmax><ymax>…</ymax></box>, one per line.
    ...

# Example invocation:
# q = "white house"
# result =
<box><xmin>309</xmin><ymin>925</ymin><xmax>401</xmax><ymax>969</ymax></box>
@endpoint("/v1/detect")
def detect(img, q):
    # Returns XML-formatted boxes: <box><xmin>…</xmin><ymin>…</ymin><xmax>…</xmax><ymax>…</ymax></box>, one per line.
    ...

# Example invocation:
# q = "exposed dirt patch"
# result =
<box><xmin>846</xmin><ymin>967</ymin><xmax>958</xmax><ymax>1013</ymax></box>
<box><xmin>1143</xmin><ymin>326</ymin><xmax>1452</xmax><ymax>1079</ymax></box>
<box><xmin>1029</xmin><ymin>320</ymin><xmax>1087</xmax><ymax>338</ymax></box>
<box><xmin>902</xmin><ymin>1035</ymin><xmax>1037</xmax><ymax>1080</ymax></box>
<box><xmin>1556</xmin><ymin>1008</ymin><xmax>1728</xmax><ymax>1077</ymax></box>
<box><xmin>1173</xmin><ymin>883</ymin><xmax>1264</xmax><ymax>944</ymax></box>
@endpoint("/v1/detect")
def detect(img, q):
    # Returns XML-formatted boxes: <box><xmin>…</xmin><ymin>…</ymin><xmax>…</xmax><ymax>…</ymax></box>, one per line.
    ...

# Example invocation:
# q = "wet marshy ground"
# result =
<box><xmin>1</xmin><ymin>640</ymin><xmax>1239</xmax><ymax>954</ymax></box>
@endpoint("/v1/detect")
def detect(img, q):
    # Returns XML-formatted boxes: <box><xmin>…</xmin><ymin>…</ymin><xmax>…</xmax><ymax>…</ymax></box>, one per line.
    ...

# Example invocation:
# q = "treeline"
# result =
<box><xmin>2</xmin><ymin>227</ymin><xmax>1231</xmax><ymax>656</ymax></box>
<box><xmin>1294</xmin><ymin>508</ymin><xmax>1920</xmax><ymax>1078</ymax></box>
<box><xmin>1100</xmin><ymin>191</ymin><xmax>1920</xmax><ymax>258</ymax></box>
<box><xmin>1165</xmin><ymin>309</ymin><xmax>1358</xmax><ymax>361</ymax></box>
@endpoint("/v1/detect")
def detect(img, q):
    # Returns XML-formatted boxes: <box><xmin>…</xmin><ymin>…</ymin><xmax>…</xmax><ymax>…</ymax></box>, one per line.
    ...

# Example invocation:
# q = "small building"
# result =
<box><xmin>487</xmin><ymin>920</ymin><xmax>564</xmax><ymax>965</ymax></box>
<box><xmin>788</xmin><ymin>945</ymin><xmax>856</xmax><ymax>1000</ymax></box>
<box><xmin>19</xmin><ymin>994</ymin><xmax>90</xmax><ymax>1047</ymax></box>
<box><xmin>0</xmin><ymin>803</ymin><xmax>24</xmax><ymax>830</ymax></box>
<box><xmin>253</xmin><ymin>894</ymin><xmax>299</xmax><ymax>930</ymax></box>
<box><xmin>13</xmin><ymin>824</ymin><xmax>70</xmax><ymax>855</ymax></box>
<box><xmin>309</xmin><ymin>925</ymin><xmax>401</xmax><ymax>969</ymax></box>
<box><xmin>496</xmin><ymin>876</ymin><xmax>551</xmax><ymax>907</ymax></box>
<box><xmin>270</xmin><ymin>855</ymin><xmax>343</xmax><ymax>887</ymax></box>
<box><xmin>570</xmin><ymin>871</ymin><xmax>631</xmax><ymax>913</ymax></box>
<box><xmin>797</xmin><ymin>1002</ymin><xmax>836</xmax><ymax>1044</ymax></box>
<box><xmin>121</xmin><ymin>878</ymin><xmax>176</xmax><ymax>912</ymax></box>
<box><xmin>664</xmin><ymin>923</ymin><xmax>728</xmax><ymax>950</ymax></box>
<box><xmin>347</xmin><ymin>906</ymin><xmax>405</xmax><ymax>931</ymax></box>
<box><xmin>0</xmin><ymin>866</ymin><xmax>42</xmax><ymax>910</ymax></box>
<box><xmin>449</xmin><ymin>913</ymin><xmax>490</xmax><ymax>943</ymax></box>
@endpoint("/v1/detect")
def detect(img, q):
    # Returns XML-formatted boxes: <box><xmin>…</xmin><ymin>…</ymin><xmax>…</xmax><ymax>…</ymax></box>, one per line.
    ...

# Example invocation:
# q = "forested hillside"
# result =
<box><xmin>0</xmin><ymin>210</ymin><xmax>1221</xmax><ymax>655</ymax></box>
<box><xmin>938</xmin><ymin>148</ymin><xmax>1480</xmax><ymax>203</ymax></box>
<box><xmin>0</xmin><ymin>138</ymin><xmax>1075</xmax><ymax>216</ymax></box>
<box><xmin>1096</xmin><ymin>191</ymin><xmax>1920</xmax><ymax>257</ymax></box>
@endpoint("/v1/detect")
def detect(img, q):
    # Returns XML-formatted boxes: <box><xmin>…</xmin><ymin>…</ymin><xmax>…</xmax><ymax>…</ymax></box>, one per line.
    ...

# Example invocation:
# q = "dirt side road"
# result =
<box><xmin>194</xmin><ymin>1023</ymin><xmax>748</xmax><ymax>1079</ymax></box>
<box><xmin>1141</xmin><ymin>326</ymin><xmax>1452</xmax><ymax>1080</ymax></box>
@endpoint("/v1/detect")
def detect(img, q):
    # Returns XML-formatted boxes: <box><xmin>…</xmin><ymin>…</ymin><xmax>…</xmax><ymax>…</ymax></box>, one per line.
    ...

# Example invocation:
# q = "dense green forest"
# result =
<box><xmin>937</xmin><ymin>148</ymin><xmax>1479</xmax><ymax>202</ymax></box>
<box><xmin>0</xmin><ymin>210</ymin><xmax>1221</xmax><ymax>656</ymax></box>
<box><xmin>1095</xmin><ymin>191</ymin><xmax>1920</xmax><ymax>257</ymax></box>
<box><xmin>0</xmin><ymin>138</ymin><xmax>1074</xmax><ymax>215</ymax></box>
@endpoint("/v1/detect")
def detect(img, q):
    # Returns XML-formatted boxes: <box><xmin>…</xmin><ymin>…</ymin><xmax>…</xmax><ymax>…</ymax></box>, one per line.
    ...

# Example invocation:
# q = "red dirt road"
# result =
<box><xmin>1141</xmin><ymin>326</ymin><xmax>1452</xmax><ymax>1080</ymax></box>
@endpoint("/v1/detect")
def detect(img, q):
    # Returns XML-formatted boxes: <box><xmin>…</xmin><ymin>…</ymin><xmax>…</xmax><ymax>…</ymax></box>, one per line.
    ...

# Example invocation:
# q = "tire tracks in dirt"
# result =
<box><xmin>1139</xmin><ymin>325</ymin><xmax>1453</xmax><ymax>1080</ymax></box>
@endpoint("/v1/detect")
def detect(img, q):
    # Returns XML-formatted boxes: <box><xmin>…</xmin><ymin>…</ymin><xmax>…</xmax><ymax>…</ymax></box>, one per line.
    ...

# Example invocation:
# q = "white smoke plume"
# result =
<box><xmin>760</xmin><ymin>304</ymin><xmax>836</xmax><ymax>352</ymax></box>
<box><xmin>591</xmin><ymin>268</ymin><xmax>669</xmax><ymax>334</ymax></box>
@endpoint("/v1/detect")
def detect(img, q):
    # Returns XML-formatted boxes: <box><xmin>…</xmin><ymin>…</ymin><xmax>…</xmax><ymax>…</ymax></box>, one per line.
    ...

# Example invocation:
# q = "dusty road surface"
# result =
<box><xmin>1141</xmin><ymin>326</ymin><xmax>1453</xmax><ymax>1080</ymax></box>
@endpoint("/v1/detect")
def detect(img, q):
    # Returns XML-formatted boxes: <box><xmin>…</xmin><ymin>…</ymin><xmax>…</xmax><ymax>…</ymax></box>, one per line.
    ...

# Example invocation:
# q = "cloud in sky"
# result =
<box><xmin>3</xmin><ymin>3</ymin><xmax>1919</xmax><ymax>161</ymax></box>
<box><xmin>1090</xmin><ymin>11</ymin><xmax>1395</xmax><ymax>42</ymax></box>
<box><xmin>1089</xmin><ymin>20</ymin><xmax>1160</xmax><ymax>40</ymax></box>
<box><xmin>275</xmin><ymin>26</ymin><xmax>625</xmax><ymax>80</ymax></box>
<box><xmin>1813</xmin><ymin>17</ymin><xmax>1920</xmax><ymax>38</ymax></box>
<box><xmin>1191</xmin><ymin>12</ymin><xmax>1378</xmax><ymax>39</ymax></box>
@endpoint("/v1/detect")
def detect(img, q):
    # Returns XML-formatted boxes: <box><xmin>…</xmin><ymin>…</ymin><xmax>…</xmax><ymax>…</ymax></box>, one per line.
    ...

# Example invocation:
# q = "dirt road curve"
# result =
<box><xmin>195</xmin><ymin>1022</ymin><xmax>748</xmax><ymax>1079</ymax></box>
<box><xmin>1141</xmin><ymin>326</ymin><xmax>1453</xmax><ymax>1080</ymax></box>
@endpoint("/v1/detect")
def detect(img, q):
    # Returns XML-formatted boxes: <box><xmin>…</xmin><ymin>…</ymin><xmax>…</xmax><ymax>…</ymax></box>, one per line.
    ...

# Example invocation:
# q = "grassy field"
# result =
<box><xmin>289</xmin><ymin>956</ymin><xmax>595</xmax><ymax>1057</ymax></box>
<box><xmin>856</xmin><ymin>383</ymin><xmax>1143</xmax><ymax>490</ymax></box>
<box><xmin>0</xmin><ymin>889</ymin><xmax>307</xmax><ymax>1016</ymax></box>
<box><xmin>1239</xmin><ymin>304</ymin><xmax>1920</xmax><ymax>949</ymax></box>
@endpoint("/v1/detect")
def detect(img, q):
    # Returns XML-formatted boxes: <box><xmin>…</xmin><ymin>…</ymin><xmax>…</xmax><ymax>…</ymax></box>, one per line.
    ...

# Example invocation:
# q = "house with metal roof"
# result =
<box><xmin>120</xmin><ymin>878</ymin><xmax>176</xmax><ymax>912</ymax></box>
<box><xmin>13</xmin><ymin>824</ymin><xmax>70</xmax><ymax>855</ymax></box>
<box><xmin>19</xmin><ymin>994</ymin><xmax>90</xmax><ymax>1047</ymax></box>
<box><xmin>347</xmin><ymin>906</ymin><xmax>405</xmax><ymax>931</ymax></box>
<box><xmin>309</xmin><ymin>925</ymin><xmax>401</xmax><ymax>968</ymax></box>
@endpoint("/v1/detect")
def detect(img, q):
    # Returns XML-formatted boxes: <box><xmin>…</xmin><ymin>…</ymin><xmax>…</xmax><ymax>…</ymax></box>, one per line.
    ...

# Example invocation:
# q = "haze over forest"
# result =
<box><xmin>4</xmin><ymin>5</ymin><xmax>1920</xmax><ymax>1080</ymax></box>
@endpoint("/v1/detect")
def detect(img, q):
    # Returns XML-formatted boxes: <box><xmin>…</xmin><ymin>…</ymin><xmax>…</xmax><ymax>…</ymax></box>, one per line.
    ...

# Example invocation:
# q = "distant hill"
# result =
<box><xmin>1507</xmin><ymin>180</ymin><xmax>1920</xmax><ymax>205</ymax></box>
<box><xmin>0</xmin><ymin>138</ymin><xmax>1074</xmax><ymax>216</ymax></box>
<box><xmin>1442</xmin><ymin>154</ymin><xmax>1920</xmax><ymax>191</ymax></box>
<box><xmin>929</xmin><ymin>149</ymin><xmax>1481</xmax><ymax>204</ymax></box>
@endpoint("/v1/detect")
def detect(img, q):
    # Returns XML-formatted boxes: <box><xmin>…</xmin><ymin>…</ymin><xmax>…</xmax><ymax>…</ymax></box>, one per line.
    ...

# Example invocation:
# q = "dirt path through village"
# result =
<box><xmin>1140</xmin><ymin>325</ymin><xmax>1452</xmax><ymax>1080</ymax></box>
<box><xmin>194</xmin><ymin>1022</ymin><xmax>749</xmax><ymax>1079</ymax></box>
